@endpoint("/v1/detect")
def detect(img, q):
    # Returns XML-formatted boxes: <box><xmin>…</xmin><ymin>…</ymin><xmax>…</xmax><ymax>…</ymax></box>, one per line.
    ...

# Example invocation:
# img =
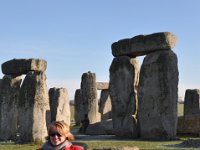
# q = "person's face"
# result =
<box><xmin>49</xmin><ymin>126</ymin><xmax>66</xmax><ymax>146</ymax></box>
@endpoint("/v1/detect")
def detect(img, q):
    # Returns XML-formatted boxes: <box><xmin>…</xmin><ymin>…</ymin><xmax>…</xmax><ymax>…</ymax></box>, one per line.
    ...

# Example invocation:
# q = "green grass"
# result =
<box><xmin>84</xmin><ymin>140</ymin><xmax>183</xmax><ymax>150</ymax></box>
<box><xmin>178</xmin><ymin>103</ymin><xmax>184</xmax><ymax>117</ymax></box>
<box><xmin>0</xmin><ymin>144</ymin><xmax>39</xmax><ymax>150</ymax></box>
<box><xmin>82</xmin><ymin>138</ymin><xmax>200</xmax><ymax>150</ymax></box>
<box><xmin>0</xmin><ymin>139</ymin><xmax>198</xmax><ymax>150</ymax></box>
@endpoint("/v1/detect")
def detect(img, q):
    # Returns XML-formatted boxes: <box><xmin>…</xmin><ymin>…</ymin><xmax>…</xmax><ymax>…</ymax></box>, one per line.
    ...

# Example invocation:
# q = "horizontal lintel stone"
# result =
<box><xmin>96</xmin><ymin>82</ymin><xmax>109</xmax><ymax>90</ymax></box>
<box><xmin>1</xmin><ymin>58</ymin><xmax>47</xmax><ymax>75</ymax></box>
<box><xmin>111</xmin><ymin>32</ymin><xmax>177</xmax><ymax>57</ymax></box>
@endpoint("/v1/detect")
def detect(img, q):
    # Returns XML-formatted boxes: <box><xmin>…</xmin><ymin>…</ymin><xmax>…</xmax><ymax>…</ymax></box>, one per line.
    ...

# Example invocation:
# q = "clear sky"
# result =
<box><xmin>0</xmin><ymin>0</ymin><xmax>199</xmax><ymax>100</ymax></box>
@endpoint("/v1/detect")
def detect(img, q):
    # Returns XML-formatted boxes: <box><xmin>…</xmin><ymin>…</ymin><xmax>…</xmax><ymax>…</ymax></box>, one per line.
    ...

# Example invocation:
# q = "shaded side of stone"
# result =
<box><xmin>0</xmin><ymin>75</ymin><xmax>22</xmax><ymax>141</ymax></box>
<box><xmin>109</xmin><ymin>56</ymin><xmax>139</xmax><ymax>137</ymax></box>
<box><xmin>81</xmin><ymin>71</ymin><xmax>101</xmax><ymax>124</ymax></box>
<box><xmin>74</xmin><ymin>89</ymin><xmax>84</xmax><ymax>125</ymax></box>
<box><xmin>86</xmin><ymin>119</ymin><xmax>114</xmax><ymax>135</ymax></box>
<box><xmin>138</xmin><ymin>50</ymin><xmax>178</xmax><ymax>140</ymax></box>
<box><xmin>177</xmin><ymin>115</ymin><xmax>200</xmax><ymax>135</ymax></box>
<box><xmin>99</xmin><ymin>89</ymin><xmax>112</xmax><ymax>121</ymax></box>
<box><xmin>18</xmin><ymin>71</ymin><xmax>49</xmax><ymax>143</ymax></box>
<box><xmin>184</xmin><ymin>89</ymin><xmax>200</xmax><ymax>116</ymax></box>
<box><xmin>49</xmin><ymin>87</ymin><xmax>70</xmax><ymax>125</ymax></box>
<box><xmin>1</xmin><ymin>58</ymin><xmax>47</xmax><ymax>75</ymax></box>
<box><xmin>112</xmin><ymin>32</ymin><xmax>177</xmax><ymax>57</ymax></box>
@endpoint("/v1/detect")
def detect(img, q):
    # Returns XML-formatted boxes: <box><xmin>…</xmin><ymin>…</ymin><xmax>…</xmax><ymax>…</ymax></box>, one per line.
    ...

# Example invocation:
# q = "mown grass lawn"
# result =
<box><xmin>178</xmin><ymin>103</ymin><xmax>184</xmax><ymax>117</ymax></box>
<box><xmin>0</xmin><ymin>144</ymin><xmax>38</xmax><ymax>150</ymax></box>
<box><xmin>0</xmin><ymin>137</ymin><xmax>200</xmax><ymax>150</ymax></box>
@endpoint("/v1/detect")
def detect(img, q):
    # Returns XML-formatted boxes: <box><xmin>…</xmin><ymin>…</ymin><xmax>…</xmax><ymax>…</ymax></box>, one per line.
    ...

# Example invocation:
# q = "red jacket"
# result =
<box><xmin>65</xmin><ymin>145</ymin><xmax>84</xmax><ymax>150</ymax></box>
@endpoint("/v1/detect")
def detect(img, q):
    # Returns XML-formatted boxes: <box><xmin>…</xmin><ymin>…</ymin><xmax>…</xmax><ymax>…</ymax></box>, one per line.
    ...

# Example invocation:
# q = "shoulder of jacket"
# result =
<box><xmin>65</xmin><ymin>145</ymin><xmax>84</xmax><ymax>150</ymax></box>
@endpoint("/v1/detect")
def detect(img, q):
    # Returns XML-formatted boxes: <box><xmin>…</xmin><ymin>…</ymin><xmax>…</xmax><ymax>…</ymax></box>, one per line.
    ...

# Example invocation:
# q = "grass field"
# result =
<box><xmin>0</xmin><ymin>137</ymin><xmax>200</xmax><ymax>150</ymax></box>
<box><xmin>178</xmin><ymin>103</ymin><xmax>184</xmax><ymax>117</ymax></box>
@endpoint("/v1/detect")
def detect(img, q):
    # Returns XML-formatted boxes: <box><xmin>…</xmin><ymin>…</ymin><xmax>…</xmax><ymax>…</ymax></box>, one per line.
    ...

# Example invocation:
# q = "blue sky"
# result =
<box><xmin>0</xmin><ymin>1</ymin><xmax>199</xmax><ymax>100</ymax></box>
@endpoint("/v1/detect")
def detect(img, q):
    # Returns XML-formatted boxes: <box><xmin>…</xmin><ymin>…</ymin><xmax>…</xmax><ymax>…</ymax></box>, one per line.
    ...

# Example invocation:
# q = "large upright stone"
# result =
<box><xmin>18</xmin><ymin>71</ymin><xmax>49</xmax><ymax>143</ymax></box>
<box><xmin>138</xmin><ymin>50</ymin><xmax>178</xmax><ymax>140</ymax></box>
<box><xmin>74</xmin><ymin>89</ymin><xmax>84</xmax><ymax>125</ymax></box>
<box><xmin>112</xmin><ymin>32</ymin><xmax>177</xmax><ymax>57</ymax></box>
<box><xmin>49</xmin><ymin>88</ymin><xmax>70</xmax><ymax>125</ymax></box>
<box><xmin>81</xmin><ymin>71</ymin><xmax>100</xmax><ymax>124</ymax></box>
<box><xmin>1</xmin><ymin>58</ymin><xmax>47</xmax><ymax>75</ymax></box>
<box><xmin>0</xmin><ymin>75</ymin><xmax>22</xmax><ymax>141</ymax></box>
<box><xmin>99</xmin><ymin>89</ymin><xmax>112</xmax><ymax>121</ymax></box>
<box><xmin>109</xmin><ymin>56</ymin><xmax>139</xmax><ymax>137</ymax></box>
<box><xmin>184</xmin><ymin>89</ymin><xmax>200</xmax><ymax>116</ymax></box>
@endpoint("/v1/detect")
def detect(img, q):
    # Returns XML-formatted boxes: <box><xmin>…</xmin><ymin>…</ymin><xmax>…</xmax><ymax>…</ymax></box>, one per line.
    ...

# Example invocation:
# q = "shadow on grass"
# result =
<box><xmin>164</xmin><ymin>139</ymin><xmax>200</xmax><ymax>149</ymax></box>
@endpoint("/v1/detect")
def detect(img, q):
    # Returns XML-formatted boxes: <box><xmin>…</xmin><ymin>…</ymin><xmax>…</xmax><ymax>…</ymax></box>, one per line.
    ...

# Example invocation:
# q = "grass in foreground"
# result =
<box><xmin>0</xmin><ymin>137</ymin><xmax>200</xmax><ymax>150</ymax></box>
<box><xmin>0</xmin><ymin>144</ymin><xmax>38</xmax><ymax>150</ymax></box>
<box><xmin>82</xmin><ymin>139</ymin><xmax>199</xmax><ymax>150</ymax></box>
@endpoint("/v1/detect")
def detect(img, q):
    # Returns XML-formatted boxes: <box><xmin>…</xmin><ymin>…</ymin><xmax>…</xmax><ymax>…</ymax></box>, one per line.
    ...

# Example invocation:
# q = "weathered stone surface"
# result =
<box><xmin>86</xmin><ymin>119</ymin><xmax>114</xmax><ymax>135</ymax></box>
<box><xmin>81</xmin><ymin>71</ymin><xmax>101</xmax><ymax>124</ymax></box>
<box><xmin>18</xmin><ymin>71</ymin><xmax>49</xmax><ymax>143</ymax></box>
<box><xmin>112</xmin><ymin>32</ymin><xmax>177</xmax><ymax>57</ymax></box>
<box><xmin>177</xmin><ymin>115</ymin><xmax>200</xmax><ymax>135</ymax></box>
<box><xmin>96</xmin><ymin>82</ymin><xmax>109</xmax><ymax>90</ymax></box>
<box><xmin>49</xmin><ymin>88</ymin><xmax>70</xmax><ymax>125</ymax></box>
<box><xmin>109</xmin><ymin>56</ymin><xmax>139</xmax><ymax>137</ymax></box>
<box><xmin>138</xmin><ymin>50</ymin><xmax>178</xmax><ymax>140</ymax></box>
<box><xmin>1</xmin><ymin>58</ymin><xmax>47</xmax><ymax>75</ymax></box>
<box><xmin>0</xmin><ymin>75</ymin><xmax>22</xmax><ymax>141</ymax></box>
<box><xmin>74</xmin><ymin>89</ymin><xmax>84</xmax><ymax>125</ymax></box>
<box><xmin>99</xmin><ymin>89</ymin><xmax>112</xmax><ymax>121</ymax></box>
<box><xmin>184</xmin><ymin>89</ymin><xmax>200</xmax><ymax>116</ymax></box>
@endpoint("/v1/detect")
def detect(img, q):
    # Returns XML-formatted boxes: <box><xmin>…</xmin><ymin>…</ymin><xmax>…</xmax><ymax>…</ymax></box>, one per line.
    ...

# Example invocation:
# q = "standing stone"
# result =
<box><xmin>99</xmin><ymin>89</ymin><xmax>112</xmax><ymax>121</ymax></box>
<box><xmin>18</xmin><ymin>71</ymin><xmax>49</xmax><ymax>143</ymax></box>
<box><xmin>0</xmin><ymin>75</ymin><xmax>22</xmax><ymax>141</ymax></box>
<box><xmin>74</xmin><ymin>89</ymin><xmax>84</xmax><ymax>125</ymax></box>
<box><xmin>81</xmin><ymin>71</ymin><xmax>100</xmax><ymax>124</ymax></box>
<box><xmin>109</xmin><ymin>56</ymin><xmax>139</xmax><ymax>137</ymax></box>
<box><xmin>184</xmin><ymin>89</ymin><xmax>200</xmax><ymax>116</ymax></box>
<box><xmin>49</xmin><ymin>88</ymin><xmax>70</xmax><ymax>126</ymax></box>
<box><xmin>138</xmin><ymin>50</ymin><xmax>178</xmax><ymax>140</ymax></box>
